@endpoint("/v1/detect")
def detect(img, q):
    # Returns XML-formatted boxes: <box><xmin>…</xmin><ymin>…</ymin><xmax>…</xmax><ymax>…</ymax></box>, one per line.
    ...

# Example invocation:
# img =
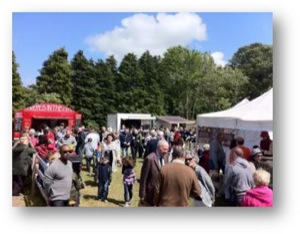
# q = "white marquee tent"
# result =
<box><xmin>197</xmin><ymin>88</ymin><xmax>273</xmax><ymax>148</ymax></box>
<box><xmin>197</xmin><ymin>88</ymin><xmax>273</xmax><ymax>131</ymax></box>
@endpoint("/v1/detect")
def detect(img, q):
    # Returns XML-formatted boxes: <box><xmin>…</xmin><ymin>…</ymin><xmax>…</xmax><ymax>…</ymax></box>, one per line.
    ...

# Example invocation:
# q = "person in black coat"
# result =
<box><xmin>12</xmin><ymin>136</ymin><xmax>36</xmax><ymax>196</ymax></box>
<box><xmin>119</xmin><ymin>127</ymin><xmax>132</xmax><ymax>157</ymax></box>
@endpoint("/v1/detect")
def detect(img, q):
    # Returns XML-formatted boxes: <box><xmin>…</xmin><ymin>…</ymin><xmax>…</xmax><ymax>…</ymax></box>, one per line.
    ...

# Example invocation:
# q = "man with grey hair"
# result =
<box><xmin>157</xmin><ymin>130</ymin><xmax>164</xmax><ymax>140</ymax></box>
<box><xmin>143</xmin><ymin>129</ymin><xmax>159</xmax><ymax>158</ymax></box>
<box><xmin>57</xmin><ymin>129</ymin><xmax>77</xmax><ymax>150</ymax></box>
<box><xmin>153</xmin><ymin>148</ymin><xmax>201</xmax><ymax>207</ymax></box>
<box><xmin>139</xmin><ymin>140</ymin><xmax>170</xmax><ymax>206</ymax></box>
<box><xmin>219</xmin><ymin>147</ymin><xmax>254</xmax><ymax>206</ymax></box>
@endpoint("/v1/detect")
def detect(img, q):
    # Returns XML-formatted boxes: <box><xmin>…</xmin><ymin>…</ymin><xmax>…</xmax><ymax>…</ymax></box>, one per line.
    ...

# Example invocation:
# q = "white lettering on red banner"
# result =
<box><xmin>26</xmin><ymin>104</ymin><xmax>74</xmax><ymax>112</ymax></box>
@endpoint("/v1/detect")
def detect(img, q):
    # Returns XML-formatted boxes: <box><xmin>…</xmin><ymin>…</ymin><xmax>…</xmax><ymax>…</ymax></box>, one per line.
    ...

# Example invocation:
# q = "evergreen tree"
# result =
<box><xmin>117</xmin><ymin>53</ymin><xmax>145</xmax><ymax>113</ymax></box>
<box><xmin>70</xmin><ymin>50</ymin><xmax>96</xmax><ymax>127</ymax></box>
<box><xmin>93</xmin><ymin>56</ymin><xmax>117</xmax><ymax>127</ymax></box>
<box><xmin>36</xmin><ymin>47</ymin><xmax>72</xmax><ymax>105</ymax></box>
<box><xmin>138</xmin><ymin>51</ymin><xmax>165</xmax><ymax>115</ymax></box>
<box><xmin>12</xmin><ymin>51</ymin><xmax>25</xmax><ymax>113</ymax></box>
<box><xmin>23</xmin><ymin>85</ymin><xmax>63</xmax><ymax>106</ymax></box>
<box><xmin>104</xmin><ymin>56</ymin><xmax>118</xmax><ymax>114</ymax></box>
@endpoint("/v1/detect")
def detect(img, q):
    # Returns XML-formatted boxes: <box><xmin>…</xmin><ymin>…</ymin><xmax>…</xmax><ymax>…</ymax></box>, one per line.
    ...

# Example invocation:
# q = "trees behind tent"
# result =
<box><xmin>12</xmin><ymin>43</ymin><xmax>273</xmax><ymax>130</ymax></box>
<box><xmin>229</xmin><ymin>43</ymin><xmax>273</xmax><ymax>100</ymax></box>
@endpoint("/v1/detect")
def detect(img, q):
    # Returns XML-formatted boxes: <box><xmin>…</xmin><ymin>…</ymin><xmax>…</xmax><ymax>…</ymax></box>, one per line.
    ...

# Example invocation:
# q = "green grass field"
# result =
<box><xmin>22</xmin><ymin>157</ymin><xmax>231</xmax><ymax>207</ymax></box>
<box><xmin>79</xmin><ymin>158</ymin><xmax>143</xmax><ymax>208</ymax></box>
<box><xmin>21</xmin><ymin>158</ymin><xmax>143</xmax><ymax>207</ymax></box>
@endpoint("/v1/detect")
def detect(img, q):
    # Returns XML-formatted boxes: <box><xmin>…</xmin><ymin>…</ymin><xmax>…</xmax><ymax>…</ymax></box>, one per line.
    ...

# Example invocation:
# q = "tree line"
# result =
<box><xmin>12</xmin><ymin>43</ymin><xmax>272</xmax><ymax>130</ymax></box>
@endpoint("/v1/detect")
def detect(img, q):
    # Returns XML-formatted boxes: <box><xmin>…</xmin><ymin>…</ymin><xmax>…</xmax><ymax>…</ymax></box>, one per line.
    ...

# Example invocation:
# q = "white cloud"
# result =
<box><xmin>85</xmin><ymin>13</ymin><xmax>207</xmax><ymax>62</ymax></box>
<box><xmin>210</xmin><ymin>51</ymin><xmax>228</xmax><ymax>67</ymax></box>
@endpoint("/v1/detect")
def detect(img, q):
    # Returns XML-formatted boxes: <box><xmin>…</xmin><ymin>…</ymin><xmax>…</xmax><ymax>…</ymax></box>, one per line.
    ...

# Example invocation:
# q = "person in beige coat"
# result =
<box><xmin>153</xmin><ymin>148</ymin><xmax>201</xmax><ymax>207</ymax></box>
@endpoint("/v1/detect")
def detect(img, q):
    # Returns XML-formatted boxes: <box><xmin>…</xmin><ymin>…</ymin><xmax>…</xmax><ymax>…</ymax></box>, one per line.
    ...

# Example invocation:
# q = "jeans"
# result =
<box><xmin>124</xmin><ymin>184</ymin><xmax>133</xmax><ymax>202</ymax></box>
<box><xmin>95</xmin><ymin>150</ymin><xmax>102</xmax><ymax>162</ymax></box>
<box><xmin>98</xmin><ymin>180</ymin><xmax>109</xmax><ymax>200</ymax></box>
<box><xmin>122</xmin><ymin>147</ymin><xmax>129</xmax><ymax>157</ymax></box>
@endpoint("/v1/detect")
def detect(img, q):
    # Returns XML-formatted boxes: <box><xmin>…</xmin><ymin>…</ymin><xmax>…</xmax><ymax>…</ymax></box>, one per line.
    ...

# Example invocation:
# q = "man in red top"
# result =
<box><xmin>174</xmin><ymin>129</ymin><xmax>182</xmax><ymax>142</ymax></box>
<box><xmin>236</xmin><ymin>136</ymin><xmax>251</xmax><ymax>160</ymax></box>
<box><xmin>260</xmin><ymin>131</ymin><xmax>273</xmax><ymax>156</ymax></box>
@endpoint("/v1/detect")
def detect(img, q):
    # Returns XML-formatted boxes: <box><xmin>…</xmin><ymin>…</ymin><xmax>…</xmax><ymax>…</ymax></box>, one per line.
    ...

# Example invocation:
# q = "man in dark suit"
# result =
<box><xmin>143</xmin><ymin>130</ymin><xmax>158</xmax><ymax>158</ymax></box>
<box><xmin>143</xmin><ymin>130</ymin><xmax>165</xmax><ymax>158</ymax></box>
<box><xmin>139</xmin><ymin>140</ymin><xmax>169</xmax><ymax>206</ymax></box>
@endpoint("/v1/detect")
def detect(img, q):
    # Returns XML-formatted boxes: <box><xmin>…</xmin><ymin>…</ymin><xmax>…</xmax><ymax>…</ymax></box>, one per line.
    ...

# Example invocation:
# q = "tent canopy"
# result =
<box><xmin>156</xmin><ymin>116</ymin><xmax>195</xmax><ymax>124</ymax></box>
<box><xmin>197</xmin><ymin>88</ymin><xmax>273</xmax><ymax>131</ymax></box>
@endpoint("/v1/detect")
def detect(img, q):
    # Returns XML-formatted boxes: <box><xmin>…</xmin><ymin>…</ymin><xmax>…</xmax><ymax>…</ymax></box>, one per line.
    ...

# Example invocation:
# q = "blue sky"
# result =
<box><xmin>13</xmin><ymin>12</ymin><xmax>273</xmax><ymax>87</ymax></box>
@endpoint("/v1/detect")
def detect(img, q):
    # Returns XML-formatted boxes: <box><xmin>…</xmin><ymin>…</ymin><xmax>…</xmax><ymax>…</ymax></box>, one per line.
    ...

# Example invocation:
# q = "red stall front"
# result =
<box><xmin>13</xmin><ymin>103</ymin><xmax>82</xmax><ymax>140</ymax></box>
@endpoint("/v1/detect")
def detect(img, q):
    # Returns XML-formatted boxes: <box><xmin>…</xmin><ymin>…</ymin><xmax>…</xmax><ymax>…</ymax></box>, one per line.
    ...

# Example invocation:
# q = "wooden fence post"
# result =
<box><xmin>31</xmin><ymin>154</ymin><xmax>37</xmax><ymax>196</ymax></box>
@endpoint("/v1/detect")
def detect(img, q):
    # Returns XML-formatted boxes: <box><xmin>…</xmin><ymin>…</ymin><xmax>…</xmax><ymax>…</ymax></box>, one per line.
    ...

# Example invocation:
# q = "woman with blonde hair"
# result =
<box><xmin>241</xmin><ymin>168</ymin><xmax>273</xmax><ymax>207</ymax></box>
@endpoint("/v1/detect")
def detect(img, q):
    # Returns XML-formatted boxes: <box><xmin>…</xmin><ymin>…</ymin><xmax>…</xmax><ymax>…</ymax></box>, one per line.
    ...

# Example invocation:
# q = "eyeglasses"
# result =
<box><xmin>62</xmin><ymin>150</ymin><xmax>72</xmax><ymax>154</ymax></box>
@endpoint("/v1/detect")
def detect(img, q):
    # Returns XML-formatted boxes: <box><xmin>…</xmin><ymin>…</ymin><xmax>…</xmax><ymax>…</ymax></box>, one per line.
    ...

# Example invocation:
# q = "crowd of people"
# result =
<box><xmin>12</xmin><ymin>123</ymin><xmax>273</xmax><ymax>208</ymax></box>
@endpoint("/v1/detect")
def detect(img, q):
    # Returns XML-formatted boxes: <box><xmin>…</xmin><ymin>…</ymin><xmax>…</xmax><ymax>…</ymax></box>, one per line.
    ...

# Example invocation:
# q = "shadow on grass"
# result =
<box><xmin>107</xmin><ymin>198</ymin><xmax>124</xmax><ymax>207</ymax></box>
<box><xmin>83</xmin><ymin>194</ymin><xmax>98</xmax><ymax>200</ymax></box>
<box><xmin>22</xmin><ymin>181</ymin><xmax>47</xmax><ymax>207</ymax></box>
<box><xmin>82</xmin><ymin>195</ymin><xmax>124</xmax><ymax>207</ymax></box>
<box><xmin>84</xmin><ymin>180</ymin><xmax>98</xmax><ymax>187</ymax></box>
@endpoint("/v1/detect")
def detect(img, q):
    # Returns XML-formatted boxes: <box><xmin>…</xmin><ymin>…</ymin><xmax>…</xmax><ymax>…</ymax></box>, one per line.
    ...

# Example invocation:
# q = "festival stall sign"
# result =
<box><xmin>197</xmin><ymin>126</ymin><xmax>235</xmax><ymax>147</ymax></box>
<box><xmin>13</xmin><ymin>103</ymin><xmax>82</xmax><ymax>140</ymax></box>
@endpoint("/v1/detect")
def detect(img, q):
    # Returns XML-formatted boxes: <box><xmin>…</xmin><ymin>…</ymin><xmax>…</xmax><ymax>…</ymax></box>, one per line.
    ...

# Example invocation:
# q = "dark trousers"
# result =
<box><xmin>124</xmin><ymin>184</ymin><xmax>133</xmax><ymax>202</ymax></box>
<box><xmin>12</xmin><ymin>174</ymin><xmax>26</xmax><ymax>196</ymax></box>
<box><xmin>138</xmin><ymin>143</ymin><xmax>144</xmax><ymax>158</ymax></box>
<box><xmin>218</xmin><ymin>159</ymin><xmax>225</xmax><ymax>174</ymax></box>
<box><xmin>76</xmin><ymin>144</ymin><xmax>84</xmax><ymax>157</ymax></box>
<box><xmin>86</xmin><ymin>157</ymin><xmax>94</xmax><ymax>173</ymax></box>
<box><xmin>49</xmin><ymin>200</ymin><xmax>69</xmax><ymax>207</ymax></box>
<box><xmin>131</xmin><ymin>145</ymin><xmax>138</xmax><ymax>160</ymax></box>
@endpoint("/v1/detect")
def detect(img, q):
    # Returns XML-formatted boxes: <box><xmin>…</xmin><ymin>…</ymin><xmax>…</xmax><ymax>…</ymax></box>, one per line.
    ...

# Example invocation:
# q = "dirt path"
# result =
<box><xmin>12</xmin><ymin>195</ymin><xmax>26</xmax><ymax>207</ymax></box>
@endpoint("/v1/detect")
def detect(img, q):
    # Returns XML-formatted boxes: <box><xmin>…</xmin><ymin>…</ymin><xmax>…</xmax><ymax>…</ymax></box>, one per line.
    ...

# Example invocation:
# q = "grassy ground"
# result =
<box><xmin>79</xmin><ymin>158</ymin><xmax>143</xmax><ymax>208</ymax></box>
<box><xmin>19</xmin><ymin>156</ymin><xmax>231</xmax><ymax>207</ymax></box>
<box><xmin>13</xmin><ymin>177</ymin><xmax>47</xmax><ymax>207</ymax></box>
<box><xmin>15</xmin><ymin>158</ymin><xmax>143</xmax><ymax>207</ymax></box>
